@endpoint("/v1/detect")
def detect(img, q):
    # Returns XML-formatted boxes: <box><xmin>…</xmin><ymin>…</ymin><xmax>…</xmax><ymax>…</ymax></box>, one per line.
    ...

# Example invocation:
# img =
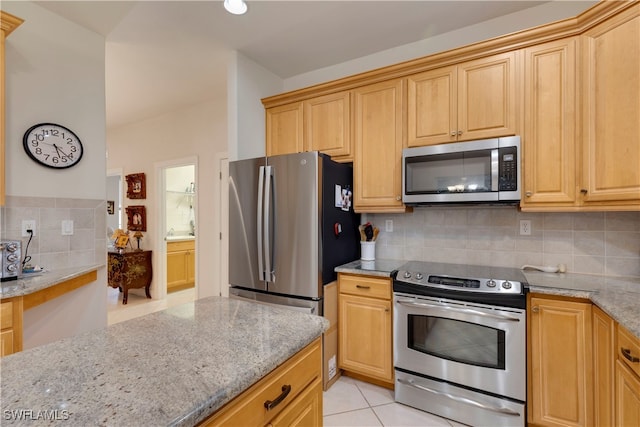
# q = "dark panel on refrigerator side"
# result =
<box><xmin>321</xmin><ymin>155</ymin><xmax>360</xmax><ymax>285</ymax></box>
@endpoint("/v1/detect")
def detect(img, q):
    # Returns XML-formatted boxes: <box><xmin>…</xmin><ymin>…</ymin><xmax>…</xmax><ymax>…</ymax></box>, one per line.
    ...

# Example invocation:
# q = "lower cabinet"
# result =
<box><xmin>616</xmin><ymin>325</ymin><xmax>640</xmax><ymax>426</ymax></box>
<box><xmin>200</xmin><ymin>338</ymin><xmax>321</xmax><ymax>426</ymax></box>
<box><xmin>528</xmin><ymin>294</ymin><xmax>593</xmax><ymax>426</ymax></box>
<box><xmin>0</xmin><ymin>297</ymin><xmax>22</xmax><ymax>356</ymax></box>
<box><xmin>338</xmin><ymin>273</ymin><xmax>393</xmax><ymax>387</ymax></box>
<box><xmin>593</xmin><ymin>304</ymin><xmax>616</xmax><ymax>426</ymax></box>
<box><xmin>167</xmin><ymin>240</ymin><xmax>195</xmax><ymax>291</ymax></box>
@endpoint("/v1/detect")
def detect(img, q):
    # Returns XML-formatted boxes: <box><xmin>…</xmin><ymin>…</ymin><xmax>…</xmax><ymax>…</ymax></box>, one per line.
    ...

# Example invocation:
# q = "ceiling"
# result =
<box><xmin>34</xmin><ymin>1</ymin><xmax>579</xmax><ymax>129</ymax></box>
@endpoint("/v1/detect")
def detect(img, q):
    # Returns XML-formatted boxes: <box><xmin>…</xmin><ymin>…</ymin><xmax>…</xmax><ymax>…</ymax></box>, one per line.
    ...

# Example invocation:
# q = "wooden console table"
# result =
<box><xmin>107</xmin><ymin>250</ymin><xmax>152</xmax><ymax>304</ymax></box>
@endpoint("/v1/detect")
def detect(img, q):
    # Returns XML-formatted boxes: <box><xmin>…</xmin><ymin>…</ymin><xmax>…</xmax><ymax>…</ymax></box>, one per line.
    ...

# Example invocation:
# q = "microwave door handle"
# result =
<box><xmin>396</xmin><ymin>298</ymin><xmax>520</xmax><ymax>322</ymax></box>
<box><xmin>257</xmin><ymin>166</ymin><xmax>265</xmax><ymax>282</ymax></box>
<box><xmin>397</xmin><ymin>378</ymin><xmax>521</xmax><ymax>417</ymax></box>
<box><xmin>264</xmin><ymin>165</ymin><xmax>273</xmax><ymax>283</ymax></box>
<box><xmin>491</xmin><ymin>149</ymin><xmax>499</xmax><ymax>191</ymax></box>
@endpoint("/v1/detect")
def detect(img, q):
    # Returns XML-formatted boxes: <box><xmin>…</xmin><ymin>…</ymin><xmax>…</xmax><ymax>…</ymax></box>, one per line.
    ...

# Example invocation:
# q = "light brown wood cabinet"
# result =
<box><xmin>593</xmin><ymin>304</ymin><xmax>616</xmax><ymax>426</ymax></box>
<box><xmin>265</xmin><ymin>91</ymin><xmax>352</xmax><ymax>161</ymax></box>
<box><xmin>581</xmin><ymin>3</ymin><xmax>640</xmax><ymax>208</ymax></box>
<box><xmin>338</xmin><ymin>273</ymin><xmax>393</xmax><ymax>387</ymax></box>
<box><xmin>200</xmin><ymin>338</ymin><xmax>322</xmax><ymax>427</ymax></box>
<box><xmin>0</xmin><ymin>11</ymin><xmax>23</xmax><ymax>206</ymax></box>
<box><xmin>616</xmin><ymin>324</ymin><xmax>640</xmax><ymax>426</ymax></box>
<box><xmin>407</xmin><ymin>51</ymin><xmax>518</xmax><ymax>147</ymax></box>
<box><xmin>528</xmin><ymin>294</ymin><xmax>593</xmax><ymax>427</ymax></box>
<box><xmin>1</xmin><ymin>297</ymin><xmax>23</xmax><ymax>356</ymax></box>
<box><xmin>353</xmin><ymin>78</ymin><xmax>405</xmax><ymax>213</ymax></box>
<box><xmin>521</xmin><ymin>37</ymin><xmax>578</xmax><ymax>209</ymax></box>
<box><xmin>167</xmin><ymin>240</ymin><xmax>195</xmax><ymax>291</ymax></box>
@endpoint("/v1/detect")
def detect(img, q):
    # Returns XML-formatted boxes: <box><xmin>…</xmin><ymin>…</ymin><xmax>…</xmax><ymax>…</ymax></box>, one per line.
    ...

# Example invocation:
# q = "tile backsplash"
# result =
<box><xmin>369</xmin><ymin>209</ymin><xmax>640</xmax><ymax>278</ymax></box>
<box><xmin>0</xmin><ymin>196</ymin><xmax>106</xmax><ymax>271</ymax></box>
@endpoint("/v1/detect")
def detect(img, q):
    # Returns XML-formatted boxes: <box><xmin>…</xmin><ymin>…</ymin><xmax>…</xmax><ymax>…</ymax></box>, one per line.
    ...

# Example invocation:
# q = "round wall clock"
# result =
<box><xmin>22</xmin><ymin>123</ymin><xmax>84</xmax><ymax>169</ymax></box>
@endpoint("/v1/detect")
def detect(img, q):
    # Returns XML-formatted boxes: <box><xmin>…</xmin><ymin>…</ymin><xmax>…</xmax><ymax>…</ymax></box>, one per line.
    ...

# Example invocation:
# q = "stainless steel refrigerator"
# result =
<box><xmin>228</xmin><ymin>151</ymin><xmax>360</xmax><ymax>315</ymax></box>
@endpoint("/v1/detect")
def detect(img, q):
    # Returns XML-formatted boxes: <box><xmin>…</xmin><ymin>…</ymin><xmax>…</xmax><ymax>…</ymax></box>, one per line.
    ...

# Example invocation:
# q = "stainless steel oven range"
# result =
<box><xmin>393</xmin><ymin>261</ymin><xmax>528</xmax><ymax>427</ymax></box>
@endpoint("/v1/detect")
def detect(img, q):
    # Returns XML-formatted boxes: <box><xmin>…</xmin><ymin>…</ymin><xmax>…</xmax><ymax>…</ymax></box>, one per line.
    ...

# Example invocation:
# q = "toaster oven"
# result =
<box><xmin>1</xmin><ymin>240</ymin><xmax>22</xmax><ymax>281</ymax></box>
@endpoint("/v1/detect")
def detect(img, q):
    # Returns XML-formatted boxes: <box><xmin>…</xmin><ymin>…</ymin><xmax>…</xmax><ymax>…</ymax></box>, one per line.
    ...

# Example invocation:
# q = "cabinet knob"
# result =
<box><xmin>580</xmin><ymin>189</ymin><xmax>588</xmax><ymax>194</ymax></box>
<box><xmin>450</xmin><ymin>131</ymin><xmax>457</xmax><ymax>136</ymax></box>
<box><xmin>396</xmin><ymin>196</ymin><xmax>401</xmax><ymax>201</ymax></box>
<box><xmin>457</xmin><ymin>130</ymin><xmax>463</xmax><ymax>136</ymax></box>
<box><xmin>525</xmin><ymin>191</ymin><xmax>532</xmax><ymax>197</ymax></box>
<box><xmin>532</xmin><ymin>306</ymin><xmax>539</xmax><ymax>313</ymax></box>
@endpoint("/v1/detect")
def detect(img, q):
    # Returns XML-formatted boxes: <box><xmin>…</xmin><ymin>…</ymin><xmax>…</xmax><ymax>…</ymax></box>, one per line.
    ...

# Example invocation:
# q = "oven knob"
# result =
<box><xmin>5</xmin><ymin>243</ymin><xmax>18</xmax><ymax>252</ymax></box>
<box><xmin>502</xmin><ymin>281</ymin><xmax>512</xmax><ymax>290</ymax></box>
<box><xmin>6</xmin><ymin>254</ymin><xmax>18</xmax><ymax>262</ymax></box>
<box><xmin>6</xmin><ymin>264</ymin><xmax>18</xmax><ymax>272</ymax></box>
<box><xmin>415</xmin><ymin>273</ymin><xmax>423</xmax><ymax>280</ymax></box>
<box><xmin>486</xmin><ymin>279</ymin><xmax>496</xmax><ymax>288</ymax></box>
<box><xmin>403</xmin><ymin>271</ymin><xmax>412</xmax><ymax>279</ymax></box>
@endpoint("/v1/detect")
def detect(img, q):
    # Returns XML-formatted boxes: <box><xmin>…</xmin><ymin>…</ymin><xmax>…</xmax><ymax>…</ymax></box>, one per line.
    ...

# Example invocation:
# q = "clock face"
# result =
<box><xmin>22</xmin><ymin>123</ymin><xmax>83</xmax><ymax>169</ymax></box>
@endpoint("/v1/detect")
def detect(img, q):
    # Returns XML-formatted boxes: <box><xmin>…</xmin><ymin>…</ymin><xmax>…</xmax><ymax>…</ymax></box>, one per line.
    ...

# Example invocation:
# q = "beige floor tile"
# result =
<box><xmin>323</xmin><ymin>407</ymin><xmax>383</xmax><ymax>427</ymax></box>
<box><xmin>353</xmin><ymin>379</ymin><xmax>394</xmax><ymax>407</ymax></box>
<box><xmin>323</xmin><ymin>376</ymin><xmax>369</xmax><ymax>416</ymax></box>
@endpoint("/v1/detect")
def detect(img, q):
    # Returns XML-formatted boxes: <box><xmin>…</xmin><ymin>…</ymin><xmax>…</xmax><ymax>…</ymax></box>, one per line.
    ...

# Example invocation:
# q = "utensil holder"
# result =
<box><xmin>360</xmin><ymin>241</ymin><xmax>376</xmax><ymax>261</ymax></box>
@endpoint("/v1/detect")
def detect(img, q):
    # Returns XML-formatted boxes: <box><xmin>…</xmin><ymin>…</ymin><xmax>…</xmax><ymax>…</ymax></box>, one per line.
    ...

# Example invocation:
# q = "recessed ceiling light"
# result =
<box><xmin>224</xmin><ymin>0</ymin><xmax>248</xmax><ymax>15</ymax></box>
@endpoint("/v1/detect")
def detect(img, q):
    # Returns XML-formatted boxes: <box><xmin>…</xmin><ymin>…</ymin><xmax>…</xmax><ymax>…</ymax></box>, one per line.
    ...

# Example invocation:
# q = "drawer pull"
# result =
<box><xmin>622</xmin><ymin>348</ymin><xmax>640</xmax><ymax>363</ymax></box>
<box><xmin>356</xmin><ymin>285</ymin><xmax>370</xmax><ymax>289</ymax></box>
<box><xmin>264</xmin><ymin>384</ymin><xmax>291</xmax><ymax>410</ymax></box>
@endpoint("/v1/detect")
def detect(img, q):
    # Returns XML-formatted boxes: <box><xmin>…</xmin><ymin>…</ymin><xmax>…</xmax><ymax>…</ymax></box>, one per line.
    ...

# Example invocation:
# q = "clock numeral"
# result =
<box><xmin>30</xmin><ymin>139</ymin><xmax>39</xmax><ymax>148</ymax></box>
<box><xmin>35</xmin><ymin>147</ymin><xmax>43</xmax><ymax>155</ymax></box>
<box><xmin>51</xmin><ymin>129</ymin><xmax>59</xmax><ymax>137</ymax></box>
<box><xmin>36</xmin><ymin>133</ymin><xmax>45</xmax><ymax>142</ymax></box>
<box><xmin>69</xmin><ymin>146</ymin><xmax>77</xmax><ymax>153</ymax></box>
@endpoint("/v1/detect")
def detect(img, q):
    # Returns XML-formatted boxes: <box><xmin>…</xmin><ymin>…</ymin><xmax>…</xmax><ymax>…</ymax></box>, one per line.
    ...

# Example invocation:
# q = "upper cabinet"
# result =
<box><xmin>265</xmin><ymin>91</ymin><xmax>352</xmax><ymax>161</ymax></box>
<box><xmin>521</xmin><ymin>38</ymin><xmax>578</xmax><ymax>209</ymax></box>
<box><xmin>407</xmin><ymin>52</ymin><xmax>518</xmax><ymax>147</ymax></box>
<box><xmin>266</xmin><ymin>102</ymin><xmax>304</xmax><ymax>157</ymax></box>
<box><xmin>0</xmin><ymin>11</ymin><xmax>24</xmax><ymax>206</ymax></box>
<box><xmin>353</xmin><ymin>79</ymin><xmax>406</xmax><ymax>213</ymax></box>
<box><xmin>581</xmin><ymin>3</ymin><xmax>640</xmax><ymax>207</ymax></box>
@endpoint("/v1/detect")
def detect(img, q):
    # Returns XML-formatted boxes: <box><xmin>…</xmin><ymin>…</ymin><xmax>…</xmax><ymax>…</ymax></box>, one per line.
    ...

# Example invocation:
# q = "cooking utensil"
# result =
<box><xmin>364</xmin><ymin>223</ymin><xmax>374</xmax><ymax>241</ymax></box>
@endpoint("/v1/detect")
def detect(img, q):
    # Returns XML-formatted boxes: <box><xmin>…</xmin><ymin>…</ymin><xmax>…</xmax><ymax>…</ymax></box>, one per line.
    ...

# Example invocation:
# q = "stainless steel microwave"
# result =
<box><xmin>402</xmin><ymin>136</ymin><xmax>521</xmax><ymax>205</ymax></box>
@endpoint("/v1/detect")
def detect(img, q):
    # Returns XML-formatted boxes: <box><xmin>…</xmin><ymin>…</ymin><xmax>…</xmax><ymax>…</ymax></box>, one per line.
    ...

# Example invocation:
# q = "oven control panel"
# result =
<box><xmin>396</xmin><ymin>270</ymin><xmax>523</xmax><ymax>294</ymax></box>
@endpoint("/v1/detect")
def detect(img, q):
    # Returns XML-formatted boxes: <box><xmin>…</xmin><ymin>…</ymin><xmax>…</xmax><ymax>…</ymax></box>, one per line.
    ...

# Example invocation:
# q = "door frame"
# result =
<box><xmin>214</xmin><ymin>152</ymin><xmax>229</xmax><ymax>297</ymax></box>
<box><xmin>154</xmin><ymin>156</ymin><xmax>198</xmax><ymax>301</ymax></box>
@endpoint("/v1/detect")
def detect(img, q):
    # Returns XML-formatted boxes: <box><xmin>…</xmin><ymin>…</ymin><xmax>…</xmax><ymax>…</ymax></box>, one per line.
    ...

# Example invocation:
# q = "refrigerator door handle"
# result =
<box><xmin>264</xmin><ymin>165</ymin><xmax>273</xmax><ymax>283</ymax></box>
<box><xmin>257</xmin><ymin>165</ymin><xmax>265</xmax><ymax>281</ymax></box>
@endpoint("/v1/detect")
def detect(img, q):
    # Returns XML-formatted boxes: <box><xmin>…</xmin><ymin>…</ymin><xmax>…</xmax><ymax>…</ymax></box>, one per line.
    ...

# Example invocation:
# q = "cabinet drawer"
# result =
<box><xmin>618</xmin><ymin>325</ymin><xmax>640</xmax><ymax>378</ymax></box>
<box><xmin>1</xmin><ymin>301</ymin><xmax>13</xmax><ymax>329</ymax></box>
<box><xmin>202</xmin><ymin>338</ymin><xmax>321</xmax><ymax>426</ymax></box>
<box><xmin>167</xmin><ymin>240</ymin><xmax>194</xmax><ymax>252</ymax></box>
<box><xmin>339</xmin><ymin>274</ymin><xmax>391</xmax><ymax>300</ymax></box>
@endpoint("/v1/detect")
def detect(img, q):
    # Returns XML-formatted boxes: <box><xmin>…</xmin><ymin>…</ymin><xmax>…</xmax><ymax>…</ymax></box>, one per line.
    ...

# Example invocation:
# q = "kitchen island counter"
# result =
<box><xmin>1</xmin><ymin>297</ymin><xmax>328</xmax><ymax>426</ymax></box>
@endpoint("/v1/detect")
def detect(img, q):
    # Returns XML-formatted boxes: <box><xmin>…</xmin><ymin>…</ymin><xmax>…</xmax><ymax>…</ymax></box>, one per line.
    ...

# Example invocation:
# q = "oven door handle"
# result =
<box><xmin>396</xmin><ymin>299</ymin><xmax>521</xmax><ymax>322</ymax></box>
<box><xmin>397</xmin><ymin>377</ymin><xmax>521</xmax><ymax>417</ymax></box>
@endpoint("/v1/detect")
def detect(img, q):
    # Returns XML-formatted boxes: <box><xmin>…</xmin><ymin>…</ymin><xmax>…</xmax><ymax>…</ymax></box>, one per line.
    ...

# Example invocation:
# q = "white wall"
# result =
<box><xmin>107</xmin><ymin>99</ymin><xmax>226</xmax><ymax>298</ymax></box>
<box><xmin>3</xmin><ymin>1</ymin><xmax>108</xmax><ymax>348</ymax></box>
<box><xmin>228</xmin><ymin>52</ymin><xmax>282</xmax><ymax>161</ymax></box>
<box><xmin>282</xmin><ymin>1</ymin><xmax>597</xmax><ymax>92</ymax></box>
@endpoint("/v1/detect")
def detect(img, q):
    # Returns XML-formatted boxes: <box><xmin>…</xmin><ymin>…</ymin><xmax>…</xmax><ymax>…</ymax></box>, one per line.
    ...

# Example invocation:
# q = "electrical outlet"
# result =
<box><xmin>519</xmin><ymin>220</ymin><xmax>532</xmax><ymax>236</ymax></box>
<box><xmin>385</xmin><ymin>219</ymin><xmax>394</xmax><ymax>232</ymax></box>
<box><xmin>21</xmin><ymin>220</ymin><xmax>36</xmax><ymax>237</ymax></box>
<box><xmin>62</xmin><ymin>220</ymin><xmax>74</xmax><ymax>236</ymax></box>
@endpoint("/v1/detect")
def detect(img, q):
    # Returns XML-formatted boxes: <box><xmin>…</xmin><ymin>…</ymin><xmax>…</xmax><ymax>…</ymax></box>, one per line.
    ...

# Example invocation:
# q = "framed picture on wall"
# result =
<box><xmin>126</xmin><ymin>173</ymin><xmax>146</xmax><ymax>199</ymax></box>
<box><xmin>107</xmin><ymin>200</ymin><xmax>115</xmax><ymax>215</ymax></box>
<box><xmin>126</xmin><ymin>205</ymin><xmax>146</xmax><ymax>231</ymax></box>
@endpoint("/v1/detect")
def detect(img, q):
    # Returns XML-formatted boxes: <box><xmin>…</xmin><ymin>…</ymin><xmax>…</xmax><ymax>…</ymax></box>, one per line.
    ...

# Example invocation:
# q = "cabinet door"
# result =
<box><xmin>528</xmin><ymin>296</ymin><xmax>593</xmax><ymax>426</ymax></box>
<box><xmin>167</xmin><ymin>250</ymin><xmax>188</xmax><ymax>289</ymax></box>
<box><xmin>593</xmin><ymin>305</ymin><xmax>615</xmax><ymax>427</ymax></box>
<box><xmin>1</xmin><ymin>329</ymin><xmax>13</xmax><ymax>356</ymax></box>
<box><xmin>270</xmin><ymin>379</ymin><xmax>322</xmax><ymax>427</ymax></box>
<box><xmin>266</xmin><ymin>102</ymin><xmax>304</xmax><ymax>157</ymax></box>
<box><xmin>521</xmin><ymin>38</ymin><xmax>577</xmax><ymax>209</ymax></box>
<box><xmin>616</xmin><ymin>360</ymin><xmax>640</xmax><ymax>427</ymax></box>
<box><xmin>407</xmin><ymin>66</ymin><xmax>457</xmax><ymax>146</ymax></box>
<box><xmin>581</xmin><ymin>4</ymin><xmax>640</xmax><ymax>205</ymax></box>
<box><xmin>304</xmin><ymin>91</ymin><xmax>351</xmax><ymax>160</ymax></box>
<box><xmin>458</xmin><ymin>51</ymin><xmax>517</xmax><ymax>141</ymax></box>
<box><xmin>338</xmin><ymin>293</ymin><xmax>393</xmax><ymax>383</ymax></box>
<box><xmin>353</xmin><ymin>78</ymin><xmax>405</xmax><ymax>212</ymax></box>
<box><xmin>186</xmin><ymin>250</ymin><xmax>195</xmax><ymax>285</ymax></box>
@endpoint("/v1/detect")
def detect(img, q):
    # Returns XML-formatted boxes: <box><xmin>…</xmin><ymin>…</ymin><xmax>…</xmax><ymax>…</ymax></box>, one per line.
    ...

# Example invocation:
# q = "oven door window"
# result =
<box><xmin>408</xmin><ymin>314</ymin><xmax>505</xmax><ymax>369</ymax></box>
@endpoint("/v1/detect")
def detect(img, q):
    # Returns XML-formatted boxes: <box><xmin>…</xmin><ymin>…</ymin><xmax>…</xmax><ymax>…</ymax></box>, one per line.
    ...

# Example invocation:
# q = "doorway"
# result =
<box><xmin>155</xmin><ymin>157</ymin><xmax>198</xmax><ymax>300</ymax></box>
<box><xmin>106</xmin><ymin>169</ymin><xmax>123</xmax><ymax>248</ymax></box>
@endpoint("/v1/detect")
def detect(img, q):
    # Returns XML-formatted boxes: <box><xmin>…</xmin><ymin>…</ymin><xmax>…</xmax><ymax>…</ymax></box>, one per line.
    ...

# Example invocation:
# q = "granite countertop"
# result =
<box><xmin>336</xmin><ymin>259</ymin><xmax>640</xmax><ymax>339</ymax></box>
<box><xmin>0</xmin><ymin>264</ymin><xmax>104</xmax><ymax>299</ymax></box>
<box><xmin>1</xmin><ymin>297</ymin><xmax>328</xmax><ymax>426</ymax></box>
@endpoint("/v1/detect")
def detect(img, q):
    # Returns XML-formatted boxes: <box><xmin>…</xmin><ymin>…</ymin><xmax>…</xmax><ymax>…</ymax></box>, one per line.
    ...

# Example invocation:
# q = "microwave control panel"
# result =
<box><xmin>498</xmin><ymin>146</ymin><xmax>518</xmax><ymax>191</ymax></box>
